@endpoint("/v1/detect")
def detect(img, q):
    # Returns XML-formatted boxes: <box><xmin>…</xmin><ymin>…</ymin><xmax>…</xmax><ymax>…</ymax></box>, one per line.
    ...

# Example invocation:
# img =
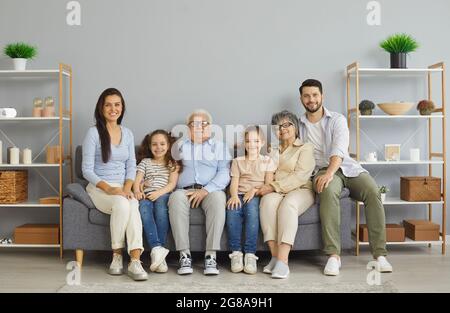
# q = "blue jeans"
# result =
<box><xmin>139</xmin><ymin>193</ymin><xmax>170</xmax><ymax>249</ymax></box>
<box><xmin>226</xmin><ymin>195</ymin><xmax>260</xmax><ymax>254</ymax></box>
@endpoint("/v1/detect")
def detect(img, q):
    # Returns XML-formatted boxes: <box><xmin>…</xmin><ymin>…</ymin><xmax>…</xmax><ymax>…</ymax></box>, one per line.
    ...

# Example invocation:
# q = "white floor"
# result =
<box><xmin>0</xmin><ymin>245</ymin><xmax>449</xmax><ymax>293</ymax></box>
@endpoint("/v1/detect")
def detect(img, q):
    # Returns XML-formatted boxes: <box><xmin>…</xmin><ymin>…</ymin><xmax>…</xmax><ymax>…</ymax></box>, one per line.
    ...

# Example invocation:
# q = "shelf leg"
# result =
<box><xmin>356</xmin><ymin>201</ymin><xmax>360</xmax><ymax>256</ymax></box>
<box><xmin>76</xmin><ymin>249</ymin><xmax>84</xmax><ymax>268</ymax></box>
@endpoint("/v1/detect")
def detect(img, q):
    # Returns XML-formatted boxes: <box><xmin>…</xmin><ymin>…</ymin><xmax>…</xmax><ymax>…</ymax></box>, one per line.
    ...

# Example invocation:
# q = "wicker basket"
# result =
<box><xmin>0</xmin><ymin>171</ymin><xmax>28</xmax><ymax>203</ymax></box>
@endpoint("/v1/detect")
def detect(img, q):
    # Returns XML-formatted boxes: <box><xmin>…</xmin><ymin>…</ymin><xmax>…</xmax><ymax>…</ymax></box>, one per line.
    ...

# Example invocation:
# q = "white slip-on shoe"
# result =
<box><xmin>108</xmin><ymin>253</ymin><xmax>123</xmax><ymax>275</ymax></box>
<box><xmin>244</xmin><ymin>253</ymin><xmax>259</xmax><ymax>275</ymax></box>
<box><xmin>229</xmin><ymin>251</ymin><xmax>244</xmax><ymax>273</ymax></box>
<box><xmin>263</xmin><ymin>257</ymin><xmax>278</xmax><ymax>274</ymax></box>
<box><xmin>324</xmin><ymin>256</ymin><xmax>341</xmax><ymax>276</ymax></box>
<box><xmin>377</xmin><ymin>256</ymin><xmax>393</xmax><ymax>273</ymax></box>
<box><xmin>150</xmin><ymin>246</ymin><xmax>170</xmax><ymax>272</ymax></box>
<box><xmin>271</xmin><ymin>260</ymin><xmax>290</xmax><ymax>279</ymax></box>
<box><xmin>127</xmin><ymin>259</ymin><xmax>148</xmax><ymax>281</ymax></box>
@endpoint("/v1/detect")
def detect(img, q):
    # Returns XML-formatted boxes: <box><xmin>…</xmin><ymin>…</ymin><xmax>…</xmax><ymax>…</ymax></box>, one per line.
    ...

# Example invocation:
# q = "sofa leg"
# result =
<box><xmin>75</xmin><ymin>249</ymin><xmax>84</xmax><ymax>268</ymax></box>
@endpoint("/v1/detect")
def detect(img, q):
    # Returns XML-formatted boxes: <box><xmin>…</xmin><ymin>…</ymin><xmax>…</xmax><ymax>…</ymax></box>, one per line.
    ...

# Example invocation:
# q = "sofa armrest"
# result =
<box><xmin>66</xmin><ymin>183</ymin><xmax>95</xmax><ymax>209</ymax></box>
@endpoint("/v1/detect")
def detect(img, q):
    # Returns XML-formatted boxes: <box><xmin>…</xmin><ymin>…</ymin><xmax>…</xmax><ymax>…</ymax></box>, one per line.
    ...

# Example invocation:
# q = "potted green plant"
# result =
<box><xmin>3</xmin><ymin>42</ymin><xmax>38</xmax><ymax>71</ymax></box>
<box><xmin>379</xmin><ymin>33</ymin><xmax>419</xmax><ymax>69</ymax></box>
<box><xmin>379</xmin><ymin>185</ymin><xmax>389</xmax><ymax>202</ymax></box>
<box><xmin>359</xmin><ymin>100</ymin><xmax>375</xmax><ymax>115</ymax></box>
<box><xmin>416</xmin><ymin>100</ymin><xmax>435</xmax><ymax>115</ymax></box>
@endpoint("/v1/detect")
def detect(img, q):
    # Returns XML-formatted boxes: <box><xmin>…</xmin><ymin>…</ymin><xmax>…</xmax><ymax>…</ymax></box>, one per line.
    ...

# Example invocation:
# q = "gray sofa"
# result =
<box><xmin>63</xmin><ymin>146</ymin><xmax>353</xmax><ymax>265</ymax></box>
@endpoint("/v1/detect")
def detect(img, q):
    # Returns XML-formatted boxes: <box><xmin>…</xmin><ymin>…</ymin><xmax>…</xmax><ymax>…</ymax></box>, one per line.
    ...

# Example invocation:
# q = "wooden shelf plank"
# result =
<box><xmin>0</xmin><ymin>117</ymin><xmax>70</xmax><ymax>121</ymax></box>
<box><xmin>0</xmin><ymin>244</ymin><xmax>60</xmax><ymax>248</ymax></box>
<box><xmin>360</xmin><ymin>160</ymin><xmax>444</xmax><ymax>165</ymax></box>
<box><xmin>0</xmin><ymin>70</ymin><xmax>70</xmax><ymax>78</ymax></box>
<box><xmin>0</xmin><ymin>201</ymin><xmax>59</xmax><ymax>208</ymax></box>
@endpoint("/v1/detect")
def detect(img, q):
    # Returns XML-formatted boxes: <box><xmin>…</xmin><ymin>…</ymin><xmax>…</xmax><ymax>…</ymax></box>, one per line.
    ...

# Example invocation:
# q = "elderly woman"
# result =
<box><xmin>256</xmin><ymin>110</ymin><xmax>315</xmax><ymax>279</ymax></box>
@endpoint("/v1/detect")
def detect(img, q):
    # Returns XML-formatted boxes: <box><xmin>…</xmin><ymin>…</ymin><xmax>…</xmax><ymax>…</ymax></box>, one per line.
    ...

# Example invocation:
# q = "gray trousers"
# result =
<box><xmin>168</xmin><ymin>189</ymin><xmax>226</xmax><ymax>251</ymax></box>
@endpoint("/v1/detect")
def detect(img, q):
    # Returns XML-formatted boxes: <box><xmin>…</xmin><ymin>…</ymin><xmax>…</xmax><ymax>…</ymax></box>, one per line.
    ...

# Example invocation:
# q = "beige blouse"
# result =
<box><xmin>231</xmin><ymin>155</ymin><xmax>278</xmax><ymax>194</ymax></box>
<box><xmin>269</xmin><ymin>138</ymin><xmax>315</xmax><ymax>193</ymax></box>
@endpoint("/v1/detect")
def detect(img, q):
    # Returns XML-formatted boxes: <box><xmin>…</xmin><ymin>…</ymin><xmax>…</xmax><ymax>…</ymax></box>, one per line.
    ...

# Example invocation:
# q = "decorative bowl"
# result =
<box><xmin>377</xmin><ymin>102</ymin><xmax>414</xmax><ymax>115</ymax></box>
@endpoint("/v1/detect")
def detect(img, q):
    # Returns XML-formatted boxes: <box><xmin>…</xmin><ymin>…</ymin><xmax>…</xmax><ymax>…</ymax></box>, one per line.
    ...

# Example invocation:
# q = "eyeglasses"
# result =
<box><xmin>277</xmin><ymin>122</ymin><xmax>294</xmax><ymax>130</ymax></box>
<box><xmin>188</xmin><ymin>121</ymin><xmax>210</xmax><ymax>128</ymax></box>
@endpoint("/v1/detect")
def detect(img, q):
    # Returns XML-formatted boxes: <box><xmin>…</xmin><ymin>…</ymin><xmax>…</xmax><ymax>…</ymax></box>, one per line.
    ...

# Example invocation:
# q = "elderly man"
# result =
<box><xmin>169</xmin><ymin>109</ymin><xmax>231</xmax><ymax>275</ymax></box>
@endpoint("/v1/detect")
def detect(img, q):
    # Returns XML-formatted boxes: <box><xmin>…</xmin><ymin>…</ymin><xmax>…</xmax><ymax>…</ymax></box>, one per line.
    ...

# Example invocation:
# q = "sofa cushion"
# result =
<box><xmin>66</xmin><ymin>183</ymin><xmax>96</xmax><ymax>209</ymax></box>
<box><xmin>89</xmin><ymin>208</ymin><xmax>110</xmax><ymax>226</ymax></box>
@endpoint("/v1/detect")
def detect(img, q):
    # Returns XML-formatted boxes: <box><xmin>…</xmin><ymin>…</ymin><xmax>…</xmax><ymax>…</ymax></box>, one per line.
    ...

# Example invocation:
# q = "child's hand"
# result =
<box><xmin>243</xmin><ymin>189</ymin><xmax>256</xmax><ymax>204</ymax></box>
<box><xmin>227</xmin><ymin>196</ymin><xmax>242</xmax><ymax>210</ymax></box>
<box><xmin>134</xmin><ymin>191</ymin><xmax>144</xmax><ymax>200</ymax></box>
<box><xmin>147</xmin><ymin>190</ymin><xmax>163</xmax><ymax>201</ymax></box>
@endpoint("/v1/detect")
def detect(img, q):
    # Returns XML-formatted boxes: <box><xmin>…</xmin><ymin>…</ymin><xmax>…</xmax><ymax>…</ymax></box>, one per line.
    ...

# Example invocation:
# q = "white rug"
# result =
<box><xmin>58</xmin><ymin>280</ymin><xmax>397</xmax><ymax>293</ymax></box>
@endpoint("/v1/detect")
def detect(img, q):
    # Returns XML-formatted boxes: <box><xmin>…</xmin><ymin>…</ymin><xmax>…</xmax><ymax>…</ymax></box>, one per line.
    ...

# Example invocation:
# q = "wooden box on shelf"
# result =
<box><xmin>403</xmin><ymin>220</ymin><xmax>440</xmax><ymax>241</ymax></box>
<box><xmin>400</xmin><ymin>176</ymin><xmax>441</xmax><ymax>201</ymax></box>
<box><xmin>0</xmin><ymin>170</ymin><xmax>28</xmax><ymax>204</ymax></box>
<box><xmin>46</xmin><ymin>145</ymin><xmax>63</xmax><ymax>164</ymax></box>
<box><xmin>359</xmin><ymin>224</ymin><xmax>405</xmax><ymax>242</ymax></box>
<box><xmin>14</xmin><ymin>224</ymin><xmax>59</xmax><ymax>244</ymax></box>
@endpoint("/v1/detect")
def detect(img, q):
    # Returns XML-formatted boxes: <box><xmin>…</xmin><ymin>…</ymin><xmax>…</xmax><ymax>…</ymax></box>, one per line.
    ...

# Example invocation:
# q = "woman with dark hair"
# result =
<box><xmin>256</xmin><ymin>110</ymin><xmax>316</xmax><ymax>279</ymax></box>
<box><xmin>82</xmin><ymin>88</ymin><xmax>148</xmax><ymax>281</ymax></box>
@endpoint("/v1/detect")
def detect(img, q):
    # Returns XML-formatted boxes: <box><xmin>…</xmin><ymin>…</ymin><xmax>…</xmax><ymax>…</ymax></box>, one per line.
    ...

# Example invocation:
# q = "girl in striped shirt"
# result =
<box><xmin>133</xmin><ymin>129</ymin><xmax>180</xmax><ymax>273</ymax></box>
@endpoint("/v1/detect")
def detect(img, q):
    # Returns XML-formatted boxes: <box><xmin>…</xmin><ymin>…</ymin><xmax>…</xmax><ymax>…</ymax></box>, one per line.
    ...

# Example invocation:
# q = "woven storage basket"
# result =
<box><xmin>0</xmin><ymin>170</ymin><xmax>28</xmax><ymax>203</ymax></box>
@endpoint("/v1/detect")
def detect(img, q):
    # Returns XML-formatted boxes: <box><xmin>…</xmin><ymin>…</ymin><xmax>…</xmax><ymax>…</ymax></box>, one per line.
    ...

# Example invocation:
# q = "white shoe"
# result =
<box><xmin>150</xmin><ymin>246</ymin><xmax>170</xmax><ymax>272</ymax></box>
<box><xmin>155</xmin><ymin>259</ymin><xmax>168</xmax><ymax>273</ymax></box>
<box><xmin>263</xmin><ymin>257</ymin><xmax>277</xmax><ymax>274</ymax></box>
<box><xmin>127</xmin><ymin>259</ymin><xmax>148</xmax><ymax>281</ymax></box>
<box><xmin>324</xmin><ymin>256</ymin><xmax>341</xmax><ymax>276</ymax></box>
<box><xmin>377</xmin><ymin>256</ymin><xmax>393</xmax><ymax>273</ymax></box>
<box><xmin>271</xmin><ymin>260</ymin><xmax>290</xmax><ymax>279</ymax></box>
<box><xmin>244</xmin><ymin>253</ymin><xmax>259</xmax><ymax>275</ymax></box>
<box><xmin>229</xmin><ymin>251</ymin><xmax>244</xmax><ymax>273</ymax></box>
<box><xmin>108</xmin><ymin>253</ymin><xmax>123</xmax><ymax>275</ymax></box>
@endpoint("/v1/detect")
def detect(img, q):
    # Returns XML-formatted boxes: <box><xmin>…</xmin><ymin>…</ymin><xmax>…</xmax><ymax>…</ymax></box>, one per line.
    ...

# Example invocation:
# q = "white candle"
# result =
<box><xmin>410</xmin><ymin>148</ymin><xmax>420</xmax><ymax>162</ymax></box>
<box><xmin>9</xmin><ymin>147</ymin><xmax>19</xmax><ymax>165</ymax></box>
<box><xmin>23</xmin><ymin>148</ymin><xmax>32</xmax><ymax>164</ymax></box>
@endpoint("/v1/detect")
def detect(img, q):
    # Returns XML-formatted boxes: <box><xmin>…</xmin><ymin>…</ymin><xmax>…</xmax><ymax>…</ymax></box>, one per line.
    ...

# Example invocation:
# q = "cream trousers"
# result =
<box><xmin>86</xmin><ymin>183</ymin><xmax>144</xmax><ymax>255</ymax></box>
<box><xmin>260</xmin><ymin>189</ymin><xmax>315</xmax><ymax>245</ymax></box>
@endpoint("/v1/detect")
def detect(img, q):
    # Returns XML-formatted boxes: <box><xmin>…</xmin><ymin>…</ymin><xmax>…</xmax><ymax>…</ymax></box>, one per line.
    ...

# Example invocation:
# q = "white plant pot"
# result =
<box><xmin>380</xmin><ymin>193</ymin><xmax>386</xmax><ymax>202</ymax></box>
<box><xmin>13</xmin><ymin>58</ymin><xmax>27</xmax><ymax>71</ymax></box>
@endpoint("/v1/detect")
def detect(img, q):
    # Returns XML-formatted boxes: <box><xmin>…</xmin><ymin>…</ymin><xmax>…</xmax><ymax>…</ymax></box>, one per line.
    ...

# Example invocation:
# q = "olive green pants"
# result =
<box><xmin>313</xmin><ymin>169</ymin><xmax>387</xmax><ymax>258</ymax></box>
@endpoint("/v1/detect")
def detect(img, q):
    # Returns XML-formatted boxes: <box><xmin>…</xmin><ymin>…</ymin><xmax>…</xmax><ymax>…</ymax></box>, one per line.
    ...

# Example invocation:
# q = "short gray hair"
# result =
<box><xmin>186</xmin><ymin>109</ymin><xmax>213</xmax><ymax>125</ymax></box>
<box><xmin>271</xmin><ymin>110</ymin><xmax>299</xmax><ymax>138</ymax></box>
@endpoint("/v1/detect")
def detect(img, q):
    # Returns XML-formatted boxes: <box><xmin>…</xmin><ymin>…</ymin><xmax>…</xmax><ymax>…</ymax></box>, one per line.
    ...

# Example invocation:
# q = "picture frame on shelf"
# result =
<box><xmin>384</xmin><ymin>144</ymin><xmax>401</xmax><ymax>161</ymax></box>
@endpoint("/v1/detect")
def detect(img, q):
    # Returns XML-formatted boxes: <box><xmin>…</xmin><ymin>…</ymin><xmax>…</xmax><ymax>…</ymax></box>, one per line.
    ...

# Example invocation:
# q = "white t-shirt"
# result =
<box><xmin>305</xmin><ymin>119</ymin><xmax>329</xmax><ymax>171</ymax></box>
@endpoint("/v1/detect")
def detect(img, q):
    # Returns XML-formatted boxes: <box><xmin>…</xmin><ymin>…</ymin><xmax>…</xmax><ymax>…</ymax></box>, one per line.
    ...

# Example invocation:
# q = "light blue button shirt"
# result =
<box><xmin>298</xmin><ymin>107</ymin><xmax>367</xmax><ymax>178</ymax></box>
<box><xmin>82</xmin><ymin>126</ymin><xmax>137</xmax><ymax>186</ymax></box>
<box><xmin>175</xmin><ymin>138</ymin><xmax>231</xmax><ymax>192</ymax></box>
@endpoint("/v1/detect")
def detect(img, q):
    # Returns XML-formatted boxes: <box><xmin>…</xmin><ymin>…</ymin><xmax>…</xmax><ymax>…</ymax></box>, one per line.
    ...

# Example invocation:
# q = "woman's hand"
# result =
<box><xmin>134</xmin><ymin>191</ymin><xmax>145</xmax><ymax>200</ymax></box>
<box><xmin>227</xmin><ymin>196</ymin><xmax>242</xmax><ymax>210</ymax></box>
<box><xmin>107</xmin><ymin>186</ymin><xmax>133</xmax><ymax>199</ymax></box>
<box><xmin>243</xmin><ymin>189</ymin><xmax>256</xmax><ymax>204</ymax></box>
<box><xmin>147</xmin><ymin>190</ymin><xmax>164</xmax><ymax>201</ymax></box>
<box><xmin>255</xmin><ymin>184</ymin><xmax>274</xmax><ymax>196</ymax></box>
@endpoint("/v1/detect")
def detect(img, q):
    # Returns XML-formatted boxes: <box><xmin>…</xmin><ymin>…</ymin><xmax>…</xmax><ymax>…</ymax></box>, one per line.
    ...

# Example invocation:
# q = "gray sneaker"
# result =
<box><xmin>204</xmin><ymin>255</ymin><xmax>219</xmax><ymax>275</ymax></box>
<box><xmin>177</xmin><ymin>253</ymin><xmax>193</xmax><ymax>275</ymax></box>
<box><xmin>108</xmin><ymin>254</ymin><xmax>123</xmax><ymax>275</ymax></box>
<box><xmin>127</xmin><ymin>259</ymin><xmax>148</xmax><ymax>281</ymax></box>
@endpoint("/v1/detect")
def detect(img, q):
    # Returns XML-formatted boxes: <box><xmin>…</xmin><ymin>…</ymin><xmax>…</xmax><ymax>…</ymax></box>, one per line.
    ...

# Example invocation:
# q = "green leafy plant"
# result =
<box><xmin>358</xmin><ymin>100</ymin><xmax>375</xmax><ymax>115</ymax></box>
<box><xmin>3</xmin><ymin>42</ymin><xmax>37</xmax><ymax>59</ymax></box>
<box><xmin>379</xmin><ymin>33</ymin><xmax>419</xmax><ymax>54</ymax></box>
<box><xmin>379</xmin><ymin>186</ymin><xmax>389</xmax><ymax>194</ymax></box>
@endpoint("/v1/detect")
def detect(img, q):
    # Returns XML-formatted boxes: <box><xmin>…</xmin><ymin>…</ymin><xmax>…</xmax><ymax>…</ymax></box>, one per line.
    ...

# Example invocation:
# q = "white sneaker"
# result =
<box><xmin>155</xmin><ymin>259</ymin><xmax>168</xmax><ymax>273</ymax></box>
<box><xmin>150</xmin><ymin>246</ymin><xmax>170</xmax><ymax>272</ymax></box>
<box><xmin>324</xmin><ymin>256</ymin><xmax>341</xmax><ymax>276</ymax></box>
<box><xmin>127</xmin><ymin>259</ymin><xmax>148</xmax><ymax>281</ymax></box>
<box><xmin>244</xmin><ymin>253</ymin><xmax>259</xmax><ymax>275</ymax></box>
<box><xmin>108</xmin><ymin>253</ymin><xmax>123</xmax><ymax>275</ymax></box>
<box><xmin>377</xmin><ymin>256</ymin><xmax>393</xmax><ymax>273</ymax></box>
<box><xmin>229</xmin><ymin>251</ymin><xmax>244</xmax><ymax>273</ymax></box>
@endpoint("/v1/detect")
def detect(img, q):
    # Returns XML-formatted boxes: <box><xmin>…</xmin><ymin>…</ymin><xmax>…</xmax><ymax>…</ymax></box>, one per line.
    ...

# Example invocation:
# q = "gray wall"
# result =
<box><xmin>1</xmin><ymin>0</ymin><xmax>449</xmax><ymax>237</ymax></box>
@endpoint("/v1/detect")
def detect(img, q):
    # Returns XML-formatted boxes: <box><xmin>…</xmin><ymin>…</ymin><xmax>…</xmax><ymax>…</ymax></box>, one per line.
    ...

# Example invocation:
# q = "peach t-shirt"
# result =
<box><xmin>230</xmin><ymin>155</ymin><xmax>278</xmax><ymax>194</ymax></box>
